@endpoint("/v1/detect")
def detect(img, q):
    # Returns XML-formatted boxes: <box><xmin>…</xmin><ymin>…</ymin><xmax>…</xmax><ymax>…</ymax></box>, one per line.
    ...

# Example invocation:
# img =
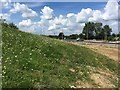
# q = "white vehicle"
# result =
<box><xmin>76</xmin><ymin>38</ymin><xmax>80</xmax><ymax>41</ymax></box>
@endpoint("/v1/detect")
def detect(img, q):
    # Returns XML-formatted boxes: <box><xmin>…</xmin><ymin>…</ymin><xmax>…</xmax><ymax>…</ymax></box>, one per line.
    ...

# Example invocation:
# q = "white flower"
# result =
<box><xmin>2</xmin><ymin>71</ymin><xmax>6</xmax><ymax>74</ymax></box>
<box><xmin>20</xmin><ymin>52</ymin><xmax>22</xmax><ymax>54</ymax></box>
<box><xmin>5</xmin><ymin>60</ymin><xmax>7</xmax><ymax>63</ymax></box>
<box><xmin>30</xmin><ymin>53</ymin><xmax>32</xmax><ymax>55</ymax></box>
<box><xmin>44</xmin><ymin>54</ymin><xmax>46</xmax><ymax>56</ymax></box>
<box><xmin>3</xmin><ymin>66</ymin><xmax>6</xmax><ymax>69</ymax></box>
<box><xmin>16</xmin><ymin>60</ymin><xmax>19</xmax><ymax>62</ymax></box>
<box><xmin>15</xmin><ymin>55</ymin><xmax>17</xmax><ymax>58</ymax></box>
<box><xmin>32</xmin><ymin>50</ymin><xmax>34</xmax><ymax>52</ymax></box>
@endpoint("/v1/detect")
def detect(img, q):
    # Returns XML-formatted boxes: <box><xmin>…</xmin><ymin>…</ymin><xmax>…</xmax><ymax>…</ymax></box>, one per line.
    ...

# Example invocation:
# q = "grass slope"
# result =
<box><xmin>2</xmin><ymin>27</ymin><xmax>118</xmax><ymax>88</ymax></box>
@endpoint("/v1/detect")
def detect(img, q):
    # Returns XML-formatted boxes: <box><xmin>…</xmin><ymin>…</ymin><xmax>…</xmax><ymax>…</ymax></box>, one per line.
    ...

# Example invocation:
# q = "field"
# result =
<box><xmin>1</xmin><ymin>26</ymin><xmax>118</xmax><ymax>88</ymax></box>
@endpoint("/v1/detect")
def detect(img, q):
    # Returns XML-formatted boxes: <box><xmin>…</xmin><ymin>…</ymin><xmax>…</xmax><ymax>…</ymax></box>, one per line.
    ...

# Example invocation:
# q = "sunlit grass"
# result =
<box><xmin>2</xmin><ymin>26</ymin><xmax>118</xmax><ymax>88</ymax></box>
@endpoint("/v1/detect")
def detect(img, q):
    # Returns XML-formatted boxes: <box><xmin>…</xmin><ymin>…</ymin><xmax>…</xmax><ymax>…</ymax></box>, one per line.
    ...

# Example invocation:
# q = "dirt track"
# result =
<box><xmin>82</xmin><ymin>44</ymin><xmax>119</xmax><ymax>61</ymax></box>
<box><xmin>69</xmin><ymin>42</ymin><xmax>119</xmax><ymax>61</ymax></box>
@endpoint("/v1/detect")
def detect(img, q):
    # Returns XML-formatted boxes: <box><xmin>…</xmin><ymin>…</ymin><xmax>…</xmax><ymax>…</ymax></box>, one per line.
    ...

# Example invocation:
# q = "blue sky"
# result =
<box><xmin>1</xmin><ymin>0</ymin><xmax>119</xmax><ymax>35</ymax></box>
<box><xmin>5</xmin><ymin>2</ymin><xmax>106</xmax><ymax>23</ymax></box>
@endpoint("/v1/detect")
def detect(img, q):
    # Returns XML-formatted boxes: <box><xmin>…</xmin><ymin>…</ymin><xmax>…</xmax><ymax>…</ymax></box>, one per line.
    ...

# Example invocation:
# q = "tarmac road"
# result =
<box><xmin>64</xmin><ymin>39</ymin><xmax>119</xmax><ymax>47</ymax></box>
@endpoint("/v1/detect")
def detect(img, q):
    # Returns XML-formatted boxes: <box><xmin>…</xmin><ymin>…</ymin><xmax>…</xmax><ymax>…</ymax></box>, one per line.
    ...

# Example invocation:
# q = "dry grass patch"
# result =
<box><xmin>82</xmin><ymin>44</ymin><xmax>118</xmax><ymax>61</ymax></box>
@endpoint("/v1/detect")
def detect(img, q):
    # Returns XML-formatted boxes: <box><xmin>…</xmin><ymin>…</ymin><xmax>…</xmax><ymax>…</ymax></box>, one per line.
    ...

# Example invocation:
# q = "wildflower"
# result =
<box><xmin>15</xmin><ymin>55</ymin><xmax>17</xmax><ymax>58</ymax></box>
<box><xmin>16</xmin><ymin>60</ymin><xmax>19</xmax><ymax>62</ymax></box>
<box><xmin>4</xmin><ymin>60</ymin><xmax>7</xmax><ymax>63</ymax></box>
<box><xmin>44</xmin><ymin>54</ymin><xmax>46</xmax><ymax>56</ymax></box>
<box><xmin>2</xmin><ymin>70</ymin><xmax>6</xmax><ymax>74</ymax></box>
<box><xmin>31</xmin><ymin>79</ymin><xmax>34</xmax><ymax>82</ymax></box>
<box><xmin>20</xmin><ymin>52</ymin><xmax>22</xmax><ymax>54</ymax></box>
<box><xmin>3</xmin><ymin>66</ymin><xmax>6</xmax><ymax>69</ymax></box>
<box><xmin>32</xmin><ymin>49</ymin><xmax>34</xmax><ymax>52</ymax></box>
<box><xmin>30</xmin><ymin>53</ymin><xmax>32</xmax><ymax>55</ymax></box>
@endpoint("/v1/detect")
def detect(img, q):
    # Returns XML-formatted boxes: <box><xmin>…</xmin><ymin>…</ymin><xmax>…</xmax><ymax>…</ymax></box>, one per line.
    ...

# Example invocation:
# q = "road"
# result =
<box><xmin>64</xmin><ymin>39</ymin><xmax>119</xmax><ymax>47</ymax></box>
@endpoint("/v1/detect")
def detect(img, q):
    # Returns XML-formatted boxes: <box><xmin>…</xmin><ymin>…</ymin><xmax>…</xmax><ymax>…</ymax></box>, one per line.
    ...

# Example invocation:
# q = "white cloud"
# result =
<box><xmin>88</xmin><ymin>10</ymin><xmax>102</xmax><ymax>22</ymax></box>
<box><xmin>19</xmin><ymin>19</ymin><xmax>33</xmax><ymax>26</ymax></box>
<box><xmin>48</xmin><ymin>24</ymin><xmax>57</xmax><ymax>31</ymax></box>
<box><xmin>76</xmin><ymin>8</ymin><xmax>93</xmax><ymax>23</ymax></box>
<box><xmin>40</xmin><ymin>6</ymin><xmax>54</xmax><ymax>20</ymax></box>
<box><xmin>22</xmin><ymin>10</ymin><xmax>37</xmax><ymax>18</ymax></box>
<box><xmin>48</xmin><ymin>15</ymin><xmax>67</xmax><ymax>31</ymax></box>
<box><xmin>0</xmin><ymin>13</ymin><xmax>10</xmax><ymax>20</ymax></box>
<box><xmin>67</xmin><ymin>13</ymin><xmax>76</xmax><ymax>26</ymax></box>
<box><xmin>18</xmin><ymin>19</ymin><xmax>37</xmax><ymax>33</ymax></box>
<box><xmin>19</xmin><ymin>25</ymin><xmax>36</xmax><ymax>33</ymax></box>
<box><xmin>10</xmin><ymin>3</ymin><xmax>38</xmax><ymax>18</ymax></box>
<box><xmin>102</xmin><ymin>0</ymin><xmax>118</xmax><ymax>20</ymax></box>
<box><xmin>0</xmin><ymin>0</ymin><xmax>11</xmax><ymax>9</ymax></box>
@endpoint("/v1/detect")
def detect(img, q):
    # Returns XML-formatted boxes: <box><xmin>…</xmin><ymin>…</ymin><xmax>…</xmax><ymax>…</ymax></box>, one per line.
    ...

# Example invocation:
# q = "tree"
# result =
<box><xmin>9</xmin><ymin>23</ymin><xmax>18</xmax><ymax>30</ymax></box>
<box><xmin>79</xmin><ymin>33</ymin><xmax>85</xmax><ymax>39</ymax></box>
<box><xmin>111</xmin><ymin>33</ymin><xmax>116</xmax><ymax>37</ymax></box>
<box><xmin>58</xmin><ymin>32</ymin><xmax>64</xmax><ymax>39</ymax></box>
<box><xmin>82</xmin><ymin>22</ymin><xmax>112</xmax><ymax>40</ymax></box>
<box><xmin>1</xmin><ymin>23</ymin><xmax>8</xmax><ymax>28</ymax></box>
<box><xmin>94</xmin><ymin>23</ymin><xmax>103</xmax><ymax>39</ymax></box>
<box><xmin>1</xmin><ymin>23</ymin><xmax>9</xmax><ymax>31</ymax></box>
<box><xmin>103</xmin><ymin>25</ymin><xmax>112</xmax><ymax>40</ymax></box>
<box><xmin>82</xmin><ymin>22</ymin><xmax>95</xmax><ymax>39</ymax></box>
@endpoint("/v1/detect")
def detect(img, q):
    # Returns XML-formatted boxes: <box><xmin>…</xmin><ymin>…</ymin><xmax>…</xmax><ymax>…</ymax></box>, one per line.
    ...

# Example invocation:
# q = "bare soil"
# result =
<box><xmin>69</xmin><ymin>42</ymin><xmax>119</xmax><ymax>61</ymax></box>
<box><xmin>81</xmin><ymin>44</ymin><xmax>119</xmax><ymax>61</ymax></box>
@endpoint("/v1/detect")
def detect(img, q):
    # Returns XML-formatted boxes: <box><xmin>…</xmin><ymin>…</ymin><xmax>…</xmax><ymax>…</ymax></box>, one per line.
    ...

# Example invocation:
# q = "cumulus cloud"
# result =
<box><xmin>88</xmin><ymin>10</ymin><xmax>102</xmax><ymax>22</ymax></box>
<box><xmin>40</xmin><ymin>6</ymin><xmax>54</xmax><ymax>20</ymax></box>
<box><xmin>67</xmin><ymin>13</ymin><xmax>76</xmax><ymax>26</ymax></box>
<box><xmin>19</xmin><ymin>19</ymin><xmax>33</xmax><ymax>26</ymax></box>
<box><xmin>0</xmin><ymin>13</ymin><xmax>10</xmax><ymax>20</ymax></box>
<box><xmin>10</xmin><ymin>3</ymin><xmax>38</xmax><ymax>18</ymax></box>
<box><xmin>0</xmin><ymin>0</ymin><xmax>11</xmax><ymax>8</ymax></box>
<box><xmin>76</xmin><ymin>8</ymin><xmax>93</xmax><ymax>23</ymax></box>
<box><xmin>102</xmin><ymin>0</ymin><xmax>118</xmax><ymax>20</ymax></box>
<box><xmin>48</xmin><ymin>15</ymin><xmax>68</xmax><ymax>31</ymax></box>
<box><xmin>18</xmin><ymin>19</ymin><xmax>38</xmax><ymax>33</ymax></box>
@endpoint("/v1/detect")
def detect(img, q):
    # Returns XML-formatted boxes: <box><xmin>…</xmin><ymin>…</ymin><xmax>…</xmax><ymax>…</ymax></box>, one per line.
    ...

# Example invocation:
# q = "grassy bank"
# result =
<box><xmin>2</xmin><ymin>26</ymin><xmax>118</xmax><ymax>88</ymax></box>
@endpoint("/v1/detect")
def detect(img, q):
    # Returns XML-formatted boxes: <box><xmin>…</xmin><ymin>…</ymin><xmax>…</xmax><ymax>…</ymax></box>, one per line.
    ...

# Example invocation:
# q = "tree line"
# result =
<box><xmin>55</xmin><ymin>22</ymin><xmax>119</xmax><ymax>41</ymax></box>
<box><xmin>81</xmin><ymin>22</ymin><xmax>112</xmax><ymax>40</ymax></box>
<box><xmin>1</xmin><ymin>22</ymin><xmax>18</xmax><ymax>30</ymax></box>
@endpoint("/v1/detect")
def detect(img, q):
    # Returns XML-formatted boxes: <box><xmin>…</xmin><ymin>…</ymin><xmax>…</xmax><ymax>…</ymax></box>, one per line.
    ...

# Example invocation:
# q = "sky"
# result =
<box><xmin>0</xmin><ymin>0</ymin><xmax>119</xmax><ymax>35</ymax></box>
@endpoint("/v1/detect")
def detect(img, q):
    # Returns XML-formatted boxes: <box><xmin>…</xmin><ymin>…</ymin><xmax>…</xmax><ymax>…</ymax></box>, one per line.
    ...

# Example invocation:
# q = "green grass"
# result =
<box><xmin>1</xmin><ymin>26</ymin><xmax>118</xmax><ymax>88</ymax></box>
